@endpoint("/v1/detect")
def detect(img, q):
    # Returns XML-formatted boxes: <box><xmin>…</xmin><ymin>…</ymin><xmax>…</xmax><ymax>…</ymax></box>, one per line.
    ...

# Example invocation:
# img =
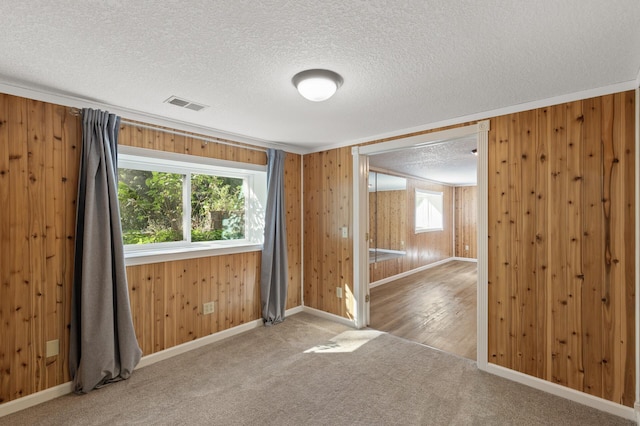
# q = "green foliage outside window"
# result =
<box><xmin>190</xmin><ymin>174</ymin><xmax>245</xmax><ymax>241</ymax></box>
<box><xmin>118</xmin><ymin>169</ymin><xmax>245</xmax><ymax>245</ymax></box>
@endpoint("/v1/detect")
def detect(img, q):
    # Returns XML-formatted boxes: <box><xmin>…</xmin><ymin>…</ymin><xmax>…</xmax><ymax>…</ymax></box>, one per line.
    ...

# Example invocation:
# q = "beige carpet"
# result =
<box><xmin>0</xmin><ymin>312</ymin><xmax>633</xmax><ymax>425</ymax></box>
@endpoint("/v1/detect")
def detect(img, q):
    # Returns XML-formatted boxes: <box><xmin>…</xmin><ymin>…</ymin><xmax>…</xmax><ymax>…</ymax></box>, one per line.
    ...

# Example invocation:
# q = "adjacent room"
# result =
<box><xmin>0</xmin><ymin>1</ymin><xmax>638</xmax><ymax>424</ymax></box>
<box><xmin>366</xmin><ymin>137</ymin><xmax>479</xmax><ymax>360</ymax></box>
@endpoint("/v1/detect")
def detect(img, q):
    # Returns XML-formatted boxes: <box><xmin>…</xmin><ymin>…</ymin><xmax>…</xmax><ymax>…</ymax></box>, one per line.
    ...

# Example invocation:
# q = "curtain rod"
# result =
<box><xmin>68</xmin><ymin>107</ymin><xmax>268</xmax><ymax>153</ymax></box>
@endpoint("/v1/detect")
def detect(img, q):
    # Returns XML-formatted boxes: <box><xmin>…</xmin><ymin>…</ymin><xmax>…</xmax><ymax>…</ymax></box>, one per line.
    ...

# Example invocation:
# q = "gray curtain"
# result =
<box><xmin>260</xmin><ymin>149</ymin><xmax>288</xmax><ymax>325</ymax></box>
<box><xmin>69</xmin><ymin>108</ymin><xmax>142</xmax><ymax>393</ymax></box>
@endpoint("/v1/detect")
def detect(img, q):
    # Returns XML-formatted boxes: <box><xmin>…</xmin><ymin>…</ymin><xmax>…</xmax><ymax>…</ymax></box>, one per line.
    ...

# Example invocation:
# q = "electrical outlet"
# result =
<box><xmin>203</xmin><ymin>302</ymin><xmax>215</xmax><ymax>315</ymax></box>
<box><xmin>465</xmin><ymin>245</ymin><xmax>469</xmax><ymax>251</ymax></box>
<box><xmin>46</xmin><ymin>339</ymin><xmax>59</xmax><ymax>357</ymax></box>
<box><xmin>336</xmin><ymin>287</ymin><xmax>343</xmax><ymax>298</ymax></box>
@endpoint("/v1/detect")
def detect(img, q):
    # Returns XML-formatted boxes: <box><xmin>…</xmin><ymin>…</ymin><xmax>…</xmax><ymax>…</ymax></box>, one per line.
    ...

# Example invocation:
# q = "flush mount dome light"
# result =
<box><xmin>292</xmin><ymin>69</ymin><xmax>343</xmax><ymax>102</ymax></box>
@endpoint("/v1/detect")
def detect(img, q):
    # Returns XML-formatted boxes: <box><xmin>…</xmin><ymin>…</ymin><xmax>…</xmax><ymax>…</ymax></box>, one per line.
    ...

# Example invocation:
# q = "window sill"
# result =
<box><xmin>415</xmin><ymin>228</ymin><xmax>444</xmax><ymax>234</ymax></box>
<box><xmin>124</xmin><ymin>243</ymin><xmax>263</xmax><ymax>266</ymax></box>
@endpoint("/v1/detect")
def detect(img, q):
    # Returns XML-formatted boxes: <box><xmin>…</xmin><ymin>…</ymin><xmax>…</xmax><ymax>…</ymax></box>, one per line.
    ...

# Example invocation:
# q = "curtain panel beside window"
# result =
<box><xmin>69</xmin><ymin>108</ymin><xmax>142</xmax><ymax>393</ymax></box>
<box><xmin>260</xmin><ymin>149</ymin><xmax>288</xmax><ymax>325</ymax></box>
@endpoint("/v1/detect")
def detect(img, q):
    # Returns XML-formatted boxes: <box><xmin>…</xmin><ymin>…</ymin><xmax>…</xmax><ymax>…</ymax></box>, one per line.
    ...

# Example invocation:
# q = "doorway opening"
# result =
<box><xmin>366</xmin><ymin>137</ymin><xmax>478</xmax><ymax>359</ymax></box>
<box><xmin>351</xmin><ymin>121</ymin><xmax>489</xmax><ymax>368</ymax></box>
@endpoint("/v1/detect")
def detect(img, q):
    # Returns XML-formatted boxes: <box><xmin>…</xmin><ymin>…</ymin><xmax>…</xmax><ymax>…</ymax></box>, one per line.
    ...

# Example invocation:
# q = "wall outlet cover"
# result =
<box><xmin>203</xmin><ymin>302</ymin><xmax>215</xmax><ymax>315</ymax></box>
<box><xmin>46</xmin><ymin>339</ymin><xmax>59</xmax><ymax>357</ymax></box>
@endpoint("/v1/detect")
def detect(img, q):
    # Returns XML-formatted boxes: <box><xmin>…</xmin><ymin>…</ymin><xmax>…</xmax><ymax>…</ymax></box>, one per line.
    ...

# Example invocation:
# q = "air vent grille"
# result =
<box><xmin>185</xmin><ymin>103</ymin><xmax>206</xmax><ymax>112</ymax></box>
<box><xmin>164</xmin><ymin>96</ymin><xmax>208</xmax><ymax>112</ymax></box>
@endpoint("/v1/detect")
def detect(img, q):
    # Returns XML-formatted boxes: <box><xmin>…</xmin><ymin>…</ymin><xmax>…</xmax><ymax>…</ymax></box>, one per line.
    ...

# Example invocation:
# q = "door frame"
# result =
<box><xmin>351</xmin><ymin>120</ymin><xmax>490</xmax><ymax>369</ymax></box>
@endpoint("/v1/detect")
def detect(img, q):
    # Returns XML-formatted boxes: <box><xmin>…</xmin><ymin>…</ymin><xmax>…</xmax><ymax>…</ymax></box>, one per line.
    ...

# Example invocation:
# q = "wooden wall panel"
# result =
<box><xmin>487</xmin><ymin>92</ymin><xmax>635</xmax><ymax>406</ymax></box>
<box><xmin>454</xmin><ymin>186</ymin><xmax>477</xmax><ymax>259</ymax></box>
<box><xmin>303</xmin><ymin>90</ymin><xmax>634</xmax><ymax>407</ymax></box>
<box><xmin>303</xmin><ymin>148</ymin><xmax>353</xmax><ymax>318</ymax></box>
<box><xmin>117</xmin><ymin>123</ymin><xmax>302</xmax><ymax>349</ymax></box>
<box><xmin>284</xmin><ymin>153</ymin><xmax>302</xmax><ymax>310</ymax></box>
<box><xmin>367</xmin><ymin>178</ymin><xmax>453</xmax><ymax>283</ymax></box>
<box><xmin>0</xmin><ymin>86</ymin><xmax>635</xmax><ymax>409</ymax></box>
<box><xmin>369</xmin><ymin>189</ymin><xmax>406</xmax><ymax>252</ymax></box>
<box><xmin>0</xmin><ymin>95</ymin><xmax>81</xmax><ymax>403</ymax></box>
<box><xmin>0</xmin><ymin>94</ymin><xmax>11</xmax><ymax>401</ymax></box>
<box><xmin>125</xmin><ymin>252</ymin><xmax>262</xmax><ymax>355</ymax></box>
<box><xmin>0</xmin><ymin>94</ymin><xmax>302</xmax><ymax>404</ymax></box>
<box><xmin>117</xmin><ymin>122</ymin><xmax>302</xmax><ymax>355</ymax></box>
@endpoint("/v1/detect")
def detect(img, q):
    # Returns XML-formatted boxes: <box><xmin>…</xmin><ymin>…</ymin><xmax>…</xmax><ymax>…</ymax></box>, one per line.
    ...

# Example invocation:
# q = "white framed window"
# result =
<box><xmin>117</xmin><ymin>146</ymin><xmax>266</xmax><ymax>264</ymax></box>
<box><xmin>415</xmin><ymin>189</ymin><xmax>443</xmax><ymax>233</ymax></box>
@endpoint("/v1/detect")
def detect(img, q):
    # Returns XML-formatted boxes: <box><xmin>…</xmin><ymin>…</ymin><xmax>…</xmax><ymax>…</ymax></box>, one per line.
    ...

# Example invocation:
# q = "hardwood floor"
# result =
<box><xmin>369</xmin><ymin>260</ymin><xmax>477</xmax><ymax>360</ymax></box>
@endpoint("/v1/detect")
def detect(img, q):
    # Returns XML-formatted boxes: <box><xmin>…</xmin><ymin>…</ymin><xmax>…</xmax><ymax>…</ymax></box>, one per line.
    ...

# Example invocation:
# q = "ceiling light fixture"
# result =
<box><xmin>292</xmin><ymin>69</ymin><xmax>343</xmax><ymax>102</ymax></box>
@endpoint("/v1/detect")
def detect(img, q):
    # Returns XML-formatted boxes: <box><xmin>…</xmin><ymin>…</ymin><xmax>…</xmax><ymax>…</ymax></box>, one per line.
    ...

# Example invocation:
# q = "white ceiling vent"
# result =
<box><xmin>164</xmin><ymin>96</ymin><xmax>208</xmax><ymax>112</ymax></box>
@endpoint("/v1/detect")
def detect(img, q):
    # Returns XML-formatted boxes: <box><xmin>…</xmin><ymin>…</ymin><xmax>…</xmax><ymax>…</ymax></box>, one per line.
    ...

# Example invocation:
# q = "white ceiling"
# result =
<box><xmin>1</xmin><ymin>1</ymin><xmax>639</xmax><ymax>152</ymax></box>
<box><xmin>370</xmin><ymin>137</ymin><xmax>478</xmax><ymax>185</ymax></box>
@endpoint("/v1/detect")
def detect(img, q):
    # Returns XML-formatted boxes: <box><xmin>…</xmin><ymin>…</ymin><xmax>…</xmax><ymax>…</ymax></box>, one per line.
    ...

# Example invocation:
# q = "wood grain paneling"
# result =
<box><xmin>367</xmin><ymin>178</ymin><xmax>453</xmax><ymax>283</ymax></box>
<box><xmin>126</xmin><ymin>252</ymin><xmax>262</xmax><ymax>355</ymax></box>
<box><xmin>0</xmin><ymin>86</ymin><xmax>635</xmax><ymax>409</ymax></box>
<box><xmin>0</xmin><ymin>95</ymin><xmax>81</xmax><ymax>403</ymax></box>
<box><xmin>0</xmin><ymin>94</ymin><xmax>302</xmax><ymax>404</ymax></box>
<box><xmin>487</xmin><ymin>92</ymin><xmax>635</xmax><ymax>406</ymax></box>
<box><xmin>369</xmin><ymin>189</ymin><xmax>406</xmax><ymax>253</ymax></box>
<box><xmin>303</xmin><ymin>148</ymin><xmax>353</xmax><ymax>318</ymax></box>
<box><xmin>119</xmin><ymin>122</ymin><xmax>303</xmax><ymax>354</ymax></box>
<box><xmin>303</xmin><ymin>91</ymin><xmax>635</xmax><ymax>407</ymax></box>
<box><xmin>454</xmin><ymin>186</ymin><xmax>477</xmax><ymax>259</ymax></box>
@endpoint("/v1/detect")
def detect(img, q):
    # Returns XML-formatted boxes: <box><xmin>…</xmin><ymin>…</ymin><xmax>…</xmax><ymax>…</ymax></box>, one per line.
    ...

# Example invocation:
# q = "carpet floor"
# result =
<box><xmin>0</xmin><ymin>312</ymin><xmax>633</xmax><ymax>425</ymax></box>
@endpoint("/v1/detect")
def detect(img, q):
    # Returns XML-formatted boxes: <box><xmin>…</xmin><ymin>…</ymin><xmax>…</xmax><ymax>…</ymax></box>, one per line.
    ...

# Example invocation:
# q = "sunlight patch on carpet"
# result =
<box><xmin>304</xmin><ymin>330</ymin><xmax>384</xmax><ymax>353</ymax></box>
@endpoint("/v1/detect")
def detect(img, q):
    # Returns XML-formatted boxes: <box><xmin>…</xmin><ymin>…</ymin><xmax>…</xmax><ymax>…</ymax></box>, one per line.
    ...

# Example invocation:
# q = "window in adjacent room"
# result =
<box><xmin>415</xmin><ymin>189</ymin><xmax>443</xmax><ymax>233</ymax></box>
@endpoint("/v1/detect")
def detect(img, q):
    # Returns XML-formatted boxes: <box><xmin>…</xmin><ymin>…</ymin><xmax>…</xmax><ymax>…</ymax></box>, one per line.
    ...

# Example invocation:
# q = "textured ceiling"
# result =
<box><xmin>370</xmin><ymin>137</ymin><xmax>478</xmax><ymax>185</ymax></box>
<box><xmin>0</xmin><ymin>1</ymin><xmax>639</xmax><ymax>151</ymax></box>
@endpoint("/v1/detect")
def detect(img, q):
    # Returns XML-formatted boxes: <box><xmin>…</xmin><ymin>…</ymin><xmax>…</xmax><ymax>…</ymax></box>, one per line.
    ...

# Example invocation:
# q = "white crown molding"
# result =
<box><xmin>308</xmin><ymin>79</ymin><xmax>639</xmax><ymax>154</ymax></box>
<box><xmin>0</xmin><ymin>79</ymin><xmax>309</xmax><ymax>156</ymax></box>
<box><xmin>3</xmin><ymin>78</ymin><xmax>636</xmax><ymax>157</ymax></box>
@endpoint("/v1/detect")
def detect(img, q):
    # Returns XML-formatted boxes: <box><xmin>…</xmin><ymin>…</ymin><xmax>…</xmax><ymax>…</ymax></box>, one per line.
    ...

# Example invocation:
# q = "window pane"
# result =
<box><xmin>415</xmin><ymin>190</ymin><xmax>443</xmax><ymax>232</ymax></box>
<box><xmin>118</xmin><ymin>169</ymin><xmax>184</xmax><ymax>244</ymax></box>
<box><xmin>191</xmin><ymin>174</ymin><xmax>245</xmax><ymax>241</ymax></box>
